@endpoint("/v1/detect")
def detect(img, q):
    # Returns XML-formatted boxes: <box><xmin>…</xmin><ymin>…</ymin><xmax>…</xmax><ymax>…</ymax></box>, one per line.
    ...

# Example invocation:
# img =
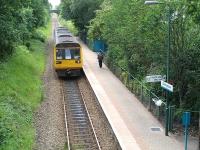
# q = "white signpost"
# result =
<box><xmin>161</xmin><ymin>80</ymin><xmax>173</xmax><ymax>92</ymax></box>
<box><xmin>145</xmin><ymin>75</ymin><xmax>166</xmax><ymax>83</ymax></box>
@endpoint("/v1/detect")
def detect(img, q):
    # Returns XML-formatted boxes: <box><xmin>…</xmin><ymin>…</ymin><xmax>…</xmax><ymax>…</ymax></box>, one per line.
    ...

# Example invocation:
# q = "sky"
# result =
<box><xmin>48</xmin><ymin>0</ymin><xmax>61</xmax><ymax>9</ymax></box>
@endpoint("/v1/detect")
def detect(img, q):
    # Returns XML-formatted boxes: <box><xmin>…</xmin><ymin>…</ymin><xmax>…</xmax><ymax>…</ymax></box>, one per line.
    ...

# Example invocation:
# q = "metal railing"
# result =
<box><xmin>101</xmin><ymin>51</ymin><xmax>168</xmax><ymax>126</ymax></box>
<box><xmin>95</xmin><ymin>47</ymin><xmax>200</xmax><ymax>141</ymax></box>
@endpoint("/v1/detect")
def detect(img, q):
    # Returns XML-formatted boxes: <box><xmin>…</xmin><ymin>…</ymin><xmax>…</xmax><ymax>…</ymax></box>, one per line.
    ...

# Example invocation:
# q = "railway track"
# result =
<box><xmin>61</xmin><ymin>79</ymin><xmax>101</xmax><ymax>150</ymax></box>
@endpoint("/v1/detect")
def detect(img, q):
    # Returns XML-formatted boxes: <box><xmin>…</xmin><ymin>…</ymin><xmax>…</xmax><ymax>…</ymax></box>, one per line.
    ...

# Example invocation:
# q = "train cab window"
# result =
<box><xmin>56</xmin><ymin>48</ymin><xmax>80</xmax><ymax>60</ymax></box>
<box><xmin>71</xmin><ymin>49</ymin><xmax>80</xmax><ymax>59</ymax></box>
<box><xmin>65</xmin><ymin>49</ymin><xmax>72</xmax><ymax>59</ymax></box>
<box><xmin>56</xmin><ymin>49</ymin><xmax>64</xmax><ymax>60</ymax></box>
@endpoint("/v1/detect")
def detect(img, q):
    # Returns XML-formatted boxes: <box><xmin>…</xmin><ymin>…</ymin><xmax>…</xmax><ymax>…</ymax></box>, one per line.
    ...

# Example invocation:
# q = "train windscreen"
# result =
<box><xmin>56</xmin><ymin>49</ymin><xmax>80</xmax><ymax>60</ymax></box>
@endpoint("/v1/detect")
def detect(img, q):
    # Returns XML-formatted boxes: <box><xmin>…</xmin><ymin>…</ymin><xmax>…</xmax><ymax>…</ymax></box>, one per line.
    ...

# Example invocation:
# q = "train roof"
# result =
<box><xmin>54</xmin><ymin>27</ymin><xmax>79</xmax><ymax>47</ymax></box>
<box><xmin>55</xmin><ymin>36</ymin><xmax>80</xmax><ymax>48</ymax></box>
<box><xmin>55</xmin><ymin>27</ymin><xmax>72</xmax><ymax>37</ymax></box>
<box><xmin>55</xmin><ymin>27</ymin><xmax>70</xmax><ymax>34</ymax></box>
<box><xmin>56</xmin><ymin>26</ymin><xmax>66</xmax><ymax>29</ymax></box>
<box><xmin>58</xmin><ymin>34</ymin><xmax>72</xmax><ymax>38</ymax></box>
<box><xmin>56</xmin><ymin>26</ymin><xmax>68</xmax><ymax>31</ymax></box>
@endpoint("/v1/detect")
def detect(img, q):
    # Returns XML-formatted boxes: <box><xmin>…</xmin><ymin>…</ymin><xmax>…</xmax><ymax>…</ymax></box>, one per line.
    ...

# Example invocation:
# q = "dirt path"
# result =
<box><xmin>34</xmin><ymin>38</ymin><xmax>66</xmax><ymax>150</ymax></box>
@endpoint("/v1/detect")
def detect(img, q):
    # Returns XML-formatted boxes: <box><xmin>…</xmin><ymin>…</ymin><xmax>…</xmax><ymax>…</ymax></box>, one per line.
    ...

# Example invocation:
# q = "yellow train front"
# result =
<box><xmin>53</xmin><ymin>27</ymin><xmax>83</xmax><ymax>77</ymax></box>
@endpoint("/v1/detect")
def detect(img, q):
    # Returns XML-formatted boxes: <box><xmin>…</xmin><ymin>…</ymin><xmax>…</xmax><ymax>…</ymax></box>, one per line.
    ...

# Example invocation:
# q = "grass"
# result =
<box><xmin>0</xmin><ymin>22</ymin><xmax>51</xmax><ymax>150</ymax></box>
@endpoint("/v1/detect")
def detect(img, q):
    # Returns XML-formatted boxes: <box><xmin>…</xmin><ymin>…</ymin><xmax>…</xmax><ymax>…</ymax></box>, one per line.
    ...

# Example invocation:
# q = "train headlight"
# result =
<box><xmin>56</xmin><ymin>61</ymin><xmax>62</xmax><ymax>64</ymax></box>
<box><xmin>75</xmin><ymin>60</ymin><xmax>81</xmax><ymax>63</ymax></box>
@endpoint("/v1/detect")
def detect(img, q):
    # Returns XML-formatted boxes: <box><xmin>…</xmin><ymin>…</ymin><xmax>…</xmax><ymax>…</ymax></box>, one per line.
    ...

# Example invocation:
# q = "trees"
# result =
<box><xmin>59</xmin><ymin>0</ymin><xmax>200</xmax><ymax>110</ymax></box>
<box><xmin>88</xmin><ymin>0</ymin><xmax>200</xmax><ymax>110</ymax></box>
<box><xmin>0</xmin><ymin>0</ymin><xmax>50</xmax><ymax>59</ymax></box>
<box><xmin>60</xmin><ymin>0</ymin><xmax>103</xmax><ymax>31</ymax></box>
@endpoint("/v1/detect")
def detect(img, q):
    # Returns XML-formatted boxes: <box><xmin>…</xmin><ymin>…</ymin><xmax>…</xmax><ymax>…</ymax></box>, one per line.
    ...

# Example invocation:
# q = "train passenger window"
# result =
<box><xmin>56</xmin><ymin>49</ymin><xmax>64</xmax><ymax>60</ymax></box>
<box><xmin>65</xmin><ymin>49</ymin><xmax>72</xmax><ymax>59</ymax></box>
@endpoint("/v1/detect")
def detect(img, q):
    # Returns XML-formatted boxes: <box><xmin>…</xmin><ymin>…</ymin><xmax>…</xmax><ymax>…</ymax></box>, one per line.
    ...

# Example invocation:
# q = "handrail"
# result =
<box><xmin>101</xmin><ymin>49</ymin><xmax>165</xmax><ymax>105</ymax></box>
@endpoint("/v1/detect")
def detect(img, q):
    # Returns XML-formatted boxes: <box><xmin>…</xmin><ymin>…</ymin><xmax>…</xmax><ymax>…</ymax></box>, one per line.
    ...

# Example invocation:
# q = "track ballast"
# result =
<box><xmin>62</xmin><ymin>79</ymin><xmax>100</xmax><ymax>150</ymax></box>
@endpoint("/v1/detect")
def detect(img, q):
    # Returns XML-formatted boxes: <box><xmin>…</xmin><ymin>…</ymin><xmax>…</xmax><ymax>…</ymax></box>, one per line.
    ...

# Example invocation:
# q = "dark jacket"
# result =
<box><xmin>97</xmin><ymin>53</ymin><xmax>104</xmax><ymax>61</ymax></box>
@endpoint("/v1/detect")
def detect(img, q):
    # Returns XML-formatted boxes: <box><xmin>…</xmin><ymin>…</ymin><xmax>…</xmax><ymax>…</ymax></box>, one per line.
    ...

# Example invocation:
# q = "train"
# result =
<box><xmin>53</xmin><ymin>26</ymin><xmax>83</xmax><ymax>77</ymax></box>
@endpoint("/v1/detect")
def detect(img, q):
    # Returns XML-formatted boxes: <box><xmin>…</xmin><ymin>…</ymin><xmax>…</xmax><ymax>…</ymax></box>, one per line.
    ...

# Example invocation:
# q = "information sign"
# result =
<box><xmin>161</xmin><ymin>80</ymin><xmax>173</xmax><ymax>92</ymax></box>
<box><xmin>145</xmin><ymin>75</ymin><xmax>166</xmax><ymax>83</ymax></box>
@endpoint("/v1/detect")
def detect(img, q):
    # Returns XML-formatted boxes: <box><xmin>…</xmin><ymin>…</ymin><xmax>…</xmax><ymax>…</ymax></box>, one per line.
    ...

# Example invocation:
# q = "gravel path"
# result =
<box><xmin>34</xmin><ymin>39</ymin><xmax>66</xmax><ymax>150</ymax></box>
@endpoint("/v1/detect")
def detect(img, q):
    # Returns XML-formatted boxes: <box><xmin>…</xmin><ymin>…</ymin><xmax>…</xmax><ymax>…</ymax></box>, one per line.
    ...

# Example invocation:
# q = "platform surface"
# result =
<box><xmin>81</xmin><ymin>41</ymin><xmax>198</xmax><ymax>150</ymax></box>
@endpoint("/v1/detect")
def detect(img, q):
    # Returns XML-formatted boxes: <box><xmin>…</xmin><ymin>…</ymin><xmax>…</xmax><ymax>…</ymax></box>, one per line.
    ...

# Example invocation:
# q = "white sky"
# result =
<box><xmin>48</xmin><ymin>0</ymin><xmax>61</xmax><ymax>9</ymax></box>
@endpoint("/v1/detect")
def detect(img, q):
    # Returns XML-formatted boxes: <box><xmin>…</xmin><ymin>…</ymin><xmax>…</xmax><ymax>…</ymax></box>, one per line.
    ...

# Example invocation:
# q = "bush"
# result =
<box><xmin>31</xmin><ymin>30</ymin><xmax>46</xmax><ymax>43</ymax></box>
<box><xmin>59</xmin><ymin>18</ymin><xmax>78</xmax><ymax>35</ymax></box>
<box><xmin>25</xmin><ymin>42</ymin><xmax>31</xmax><ymax>50</ymax></box>
<box><xmin>0</xmin><ymin>41</ymin><xmax>45</xmax><ymax>149</ymax></box>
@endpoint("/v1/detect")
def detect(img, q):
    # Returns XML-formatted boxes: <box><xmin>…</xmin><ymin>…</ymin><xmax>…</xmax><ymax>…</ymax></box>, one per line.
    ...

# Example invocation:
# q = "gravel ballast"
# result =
<box><xmin>78</xmin><ymin>77</ymin><xmax>121</xmax><ymax>150</ymax></box>
<box><xmin>34</xmin><ymin>39</ymin><xmax>66</xmax><ymax>150</ymax></box>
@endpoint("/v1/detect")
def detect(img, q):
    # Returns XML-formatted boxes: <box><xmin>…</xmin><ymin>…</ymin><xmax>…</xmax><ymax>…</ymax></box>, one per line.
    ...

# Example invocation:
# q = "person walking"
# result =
<box><xmin>97</xmin><ymin>51</ymin><xmax>104</xmax><ymax>68</ymax></box>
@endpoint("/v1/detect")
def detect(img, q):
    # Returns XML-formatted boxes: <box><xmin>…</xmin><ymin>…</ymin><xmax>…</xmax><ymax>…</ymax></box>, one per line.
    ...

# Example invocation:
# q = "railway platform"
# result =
<box><xmin>81</xmin><ymin>41</ymin><xmax>198</xmax><ymax>150</ymax></box>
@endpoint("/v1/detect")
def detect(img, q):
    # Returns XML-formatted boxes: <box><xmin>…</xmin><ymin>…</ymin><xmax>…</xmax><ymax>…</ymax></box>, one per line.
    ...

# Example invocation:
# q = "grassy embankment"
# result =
<box><xmin>0</xmin><ymin>22</ymin><xmax>51</xmax><ymax>150</ymax></box>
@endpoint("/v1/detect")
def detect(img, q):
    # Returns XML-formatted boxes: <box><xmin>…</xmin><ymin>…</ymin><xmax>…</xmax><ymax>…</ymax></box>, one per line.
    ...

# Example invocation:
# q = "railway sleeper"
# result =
<box><xmin>70</xmin><ymin>128</ymin><xmax>92</xmax><ymax>133</ymax></box>
<box><xmin>68</xmin><ymin>104</ymin><xmax>83</xmax><ymax>107</ymax></box>
<box><xmin>69</xmin><ymin>109</ymin><xmax>85</xmax><ymax>113</ymax></box>
<box><xmin>71</xmin><ymin>113</ymin><xmax>86</xmax><ymax>116</ymax></box>
<box><xmin>71</xmin><ymin>116</ymin><xmax>87</xmax><ymax>119</ymax></box>
<box><xmin>70</xmin><ymin>117</ymin><xmax>88</xmax><ymax>121</ymax></box>
<box><xmin>71</xmin><ymin>139</ymin><xmax>96</xmax><ymax>146</ymax></box>
<box><xmin>70</xmin><ymin>122</ymin><xmax>87</xmax><ymax>126</ymax></box>
<box><xmin>70</xmin><ymin>143</ymin><xmax>94</xmax><ymax>150</ymax></box>
<box><xmin>70</xmin><ymin>128</ymin><xmax>91</xmax><ymax>133</ymax></box>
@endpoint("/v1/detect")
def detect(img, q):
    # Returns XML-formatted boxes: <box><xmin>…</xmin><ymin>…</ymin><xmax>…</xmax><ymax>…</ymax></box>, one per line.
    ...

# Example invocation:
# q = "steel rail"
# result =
<box><xmin>60</xmin><ymin>80</ymin><xmax>71</xmax><ymax>150</ymax></box>
<box><xmin>62</xmin><ymin>79</ymin><xmax>100</xmax><ymax>150</ymax></box>
<box><xmin>80</xmin><ymin>91</ymin><xmax>101</xmax><ymax>150</ymax></box>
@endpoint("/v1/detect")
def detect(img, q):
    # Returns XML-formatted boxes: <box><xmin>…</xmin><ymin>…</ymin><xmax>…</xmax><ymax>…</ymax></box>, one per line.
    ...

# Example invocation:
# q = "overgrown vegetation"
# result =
<box><xmin>0</xmin><ymin>0</ymin><xmax>50</xmax><ymax>59</ymax></box>
<box><xmin>0</xmin><ymin>1</ymin><xmax>51</xmax><ymax>149</ymax></box>
<box><xmin>0</xmin><ymin>22</ymin><xmax>51</xmax><ymax>149</ymax></box>
<box><xmin>59</xmin><ymin>0</ymin><xmax>200</xmax><ymax>114</ymax></box>
<box><xmin>59</xmin><ymin>18</ymin><xmax>79</xmax><ymax>35</ymax></box>
<box><xmin>60</xmin><ymin>0</ymin><xmax>103</xmax><ymax>40</ymax></box>
<box><xmin>87</xmin><ymin>0</ymin><xmax>200</xmax><ymax>112</ymax></box>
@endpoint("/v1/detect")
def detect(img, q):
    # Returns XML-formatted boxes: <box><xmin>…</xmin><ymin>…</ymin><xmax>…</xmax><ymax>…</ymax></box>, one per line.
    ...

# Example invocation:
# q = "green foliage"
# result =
<box><xmin>0</xmin><ymin>43</ymin><xmax>45</xmax><ymax>149</ymax></box>
<box><xmin>0</xmin><ymin>0</ymin><xmax>50</xmax><ymax>59</ymax></box>
<box><xmin>0</xmin><ymin>1</ymin><xmax>50</xmax><ymax>149</ymax></box>
<box><xmin>88</xmin><ymin>0</ymin><xmax>200</xmax><ymax>110</ymax></box>
<box><xmin>60</xmin><ymin>0</ymin><xmax>103</xmax><ymax>31</ymax></box>
<box><xmin>0</xmin><ymin>22</ymin><xmax>51</xmax><ymax>149</ymax></box>
<box><xmin>32</xmin><ymin>30</ymin><xmax>46</xmax><ymax>43</ymax></box>
<box><xmin>59</xmin><ymin>18</ymin><xmax>79</xmax><ymax>35</ymax></box>
<box><xmin>186</xmin><ymin>0</ymin><xmax>200</xmax><ymax>23</ymax></box>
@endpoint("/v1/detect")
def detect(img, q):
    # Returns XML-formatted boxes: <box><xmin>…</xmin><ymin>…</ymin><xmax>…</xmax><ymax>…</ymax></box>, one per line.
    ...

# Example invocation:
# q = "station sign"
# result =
<box><xmin>161</xmin><ymin>80</ymin><xmax>173</xmax><ymax>92</ymax></box>
<box><xmin>145</xmin><ymin>75</ymin><xmax>166</xmax><ymax>83</ymax></box>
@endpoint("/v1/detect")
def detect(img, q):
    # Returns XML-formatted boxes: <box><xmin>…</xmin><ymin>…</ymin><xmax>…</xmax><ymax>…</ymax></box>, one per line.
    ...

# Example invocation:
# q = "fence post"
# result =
<box><xmin>148</xmin><ymin>90</ymin><xmax>152</xmax><ymax>111</ymax></box>
<box><xmin>117</xmin><ymin>67</ymin><xmax>120</xmax><ymax>78</ymax></box>
<box><xmin>168</xmin><ymin>105</ymin><xmax>171</xmax><ymax>131</ymax></box>
<box><xmin>134</xmin><ymin>80</ymin><xmax>136</xmax><ymax>93</ymax></box>
<box><xmin>168</xmin><ymin>105</ymin><xmax>175</xmax><ymax>131</ymax></box>
<box><xmin>115</xmin><ymin>65</ymin><xmax>118</xmax><ymax>77</ymax></box>
<box><xmin>141</xmin><ymin>84</ymin><xmax>143</xmax><ymax>101</ymax></box>
<box><xmin>157</xmin><ymin>106</ymin><xmax>160</xmax><ymax>119</ymax></box>
<box><xmin>112</xmin><ymin>62</ymin><xmax>114</xmax><ymax>73</ymax></box>
<box><xmin>131</xmin><ymin>78</ymin><xmax>133</xmax><ymax>92</ymax></box>
<box><xmin>127</xmin><ymin>73</ymin><xmax>130</xmax><ymax>89</ymax></box>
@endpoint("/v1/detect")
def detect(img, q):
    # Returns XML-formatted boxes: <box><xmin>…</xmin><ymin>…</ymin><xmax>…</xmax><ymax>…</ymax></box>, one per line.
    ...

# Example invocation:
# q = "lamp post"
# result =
<box><xmin>145</xmin><ymin>0</ymin><xmax>171</xmax><ymax>136</ymax></box>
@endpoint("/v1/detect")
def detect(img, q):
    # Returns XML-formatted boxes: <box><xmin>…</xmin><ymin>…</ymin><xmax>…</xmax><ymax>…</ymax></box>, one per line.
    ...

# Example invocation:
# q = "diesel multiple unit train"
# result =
<box><xmin>53</xmin><ymin>27</ymin><xmax>83</xmax><ymax>77</ymax></box>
